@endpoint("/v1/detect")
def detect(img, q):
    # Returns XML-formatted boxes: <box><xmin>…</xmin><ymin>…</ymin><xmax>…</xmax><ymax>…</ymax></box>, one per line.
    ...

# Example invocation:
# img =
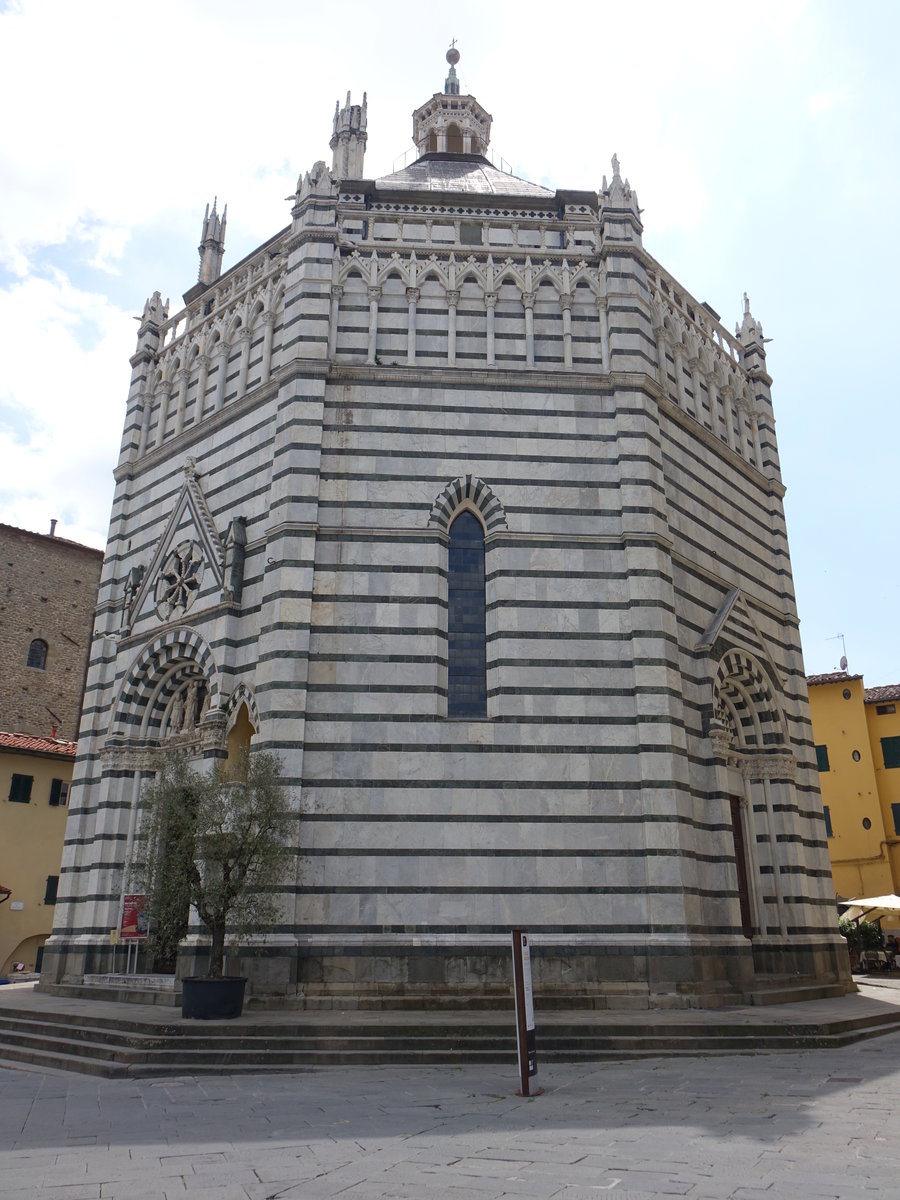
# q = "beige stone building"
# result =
<box><xmin>43</xmin><ymin>50</ymin><xmax>849</xmax><ymax>1007</ymax></box>
<box><xmin>0</xmin><ymin>523</ymin><xmax>103</xmax><ymax>740</ymax></box>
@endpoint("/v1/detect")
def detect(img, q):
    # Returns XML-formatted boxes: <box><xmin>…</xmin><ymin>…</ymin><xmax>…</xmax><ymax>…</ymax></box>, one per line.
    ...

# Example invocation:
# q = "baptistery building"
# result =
<box><xmin>42</xmin><ymin>51</ymin><xmax>850</xmax><ymax>1007</ymax></box>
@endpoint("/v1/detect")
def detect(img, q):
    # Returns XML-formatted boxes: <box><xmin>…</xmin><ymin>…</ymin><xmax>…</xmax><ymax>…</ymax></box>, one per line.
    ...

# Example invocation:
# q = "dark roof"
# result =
<box><xmin>0</xmin><ymin>731</ymin><xmax>78</xmax><ymax>758</ymax></box>
<box><xmin>865</xmin><ymin>684</ymin><xmax>900</xmax><ymax>705</ymax></box>
<box><xmin>375</xmin><ymin>153</ymin><xmax>554</xmax><ymax>200</ymax></box>
<box><xmin>806</xmin><ymin>672</ymin><xmax>863</xmax><ymax>687</ymax></box>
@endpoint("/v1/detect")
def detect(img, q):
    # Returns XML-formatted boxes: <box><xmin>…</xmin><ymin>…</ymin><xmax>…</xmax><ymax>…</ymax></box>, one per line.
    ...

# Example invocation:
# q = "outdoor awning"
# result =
<box><xmin>838</xmin><ymin>894</ymin><xmax>900</xmax><ymax>922</ymax></box>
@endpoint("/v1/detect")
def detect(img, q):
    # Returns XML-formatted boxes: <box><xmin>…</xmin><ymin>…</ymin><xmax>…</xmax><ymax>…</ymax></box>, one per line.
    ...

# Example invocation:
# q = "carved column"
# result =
<box><xmin>261</xmin><ymin>312</ymin><xmax>276</xmax><ymax>384</ymax></box>
<box><xmin>154</xmin><ymin>381</ymin><xmax>172</xmax><ymax>447</ymax></box>
<box><xmin>707</xmin><ymin>371</ymin><xmax>721</xmax><ymax>441</ymax></box>
<box><xmin>213</xmin><ymin>343</ymin><xmax>229</xmax><ymax>411</ymax></box>
<box><xmin>653</xmin><ymin>322</ymin><xmax>669</xmax><ymax>391</ymax></box>
<box><xmin>673</xmin><ymin>344</ymin><xmax>687</xmax><ymax>409</ymax></box>
<box><xmin>749</xmin><ymin>403</ymin><xmax>764</xmax><ymax>471</ymax></box>
<box><xmin>523</xmin><ymin>289</ymin><xmax>535</xmax><ymax>367</ymax></box>
<box><xmin>367</xmin><ymin>285</ymin><xmax>381</xmax><ymax>365</ymax></box>
<box><xmin>687</xmin><ymin>354</ymin><xmax>702</xmax><ymax>421</ymax></box>
<box><xmin>137</xmin><ymin>387</ymin><xmax>151</xmax><ymax>457</ymax></box>
<box><xmin>485</xmin><ymin>291</ymin><xmax>497</xmax><ymax>366</ymax></box>
<box><xmin>236</xmin><ymin>328</ymin><xmax>252</xmax><ymax>399</ymax></box>
<box><xmin>597</xmin><ymin>297</ymin><xmax>610</xmax><ymax>373</ymax></box>
<box><xmin>721</xmin><ymin>384</ymin><xmax>737</xmax><ymax>451</ymax></box>
<box><xmin>446</xmin><ymin>288</ymin><xmax>459</xmax><ymax>367</ymax></box>
<box><xmin>195</xmin><ymin>354</ymin><xmax>210</xmax><ymax>419</ymax></box>
<box><xmin>560</xmin><ymin>291</ymin><xmax>573</xmax><ymax>369</ymax></box>
<box><xmin>327</xmin><ymin>286</ymin><xmax>343</xmax><ymax>361</ymax></box>
<box><xmin>406</xmin><ymin>286</ymin><xmax>419</xmax><ymax>365</ymax></box>
<box><xmin>173</xmin><ymin>368</ymin><xmax>189</xmax><ymax>437</ymax></box>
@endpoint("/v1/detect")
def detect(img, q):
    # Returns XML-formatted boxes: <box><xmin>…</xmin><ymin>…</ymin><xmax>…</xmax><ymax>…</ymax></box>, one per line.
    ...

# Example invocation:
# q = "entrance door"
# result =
<box><xmin>729</xmin><ymin>796</ymin><xmax>754</xmax><ymax>939</ymax></box>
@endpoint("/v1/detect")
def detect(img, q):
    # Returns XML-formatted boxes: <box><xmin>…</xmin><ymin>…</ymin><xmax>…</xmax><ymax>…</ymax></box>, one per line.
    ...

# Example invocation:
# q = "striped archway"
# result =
<box><xmin>111</xmin><ymin>627</ymin><xmax>220</xmax><ymax>742</ymax></box>
<box><xmin>711</xmin><ymin>649</ymin><xmax>786</xmax><ymax>752</ymax></box>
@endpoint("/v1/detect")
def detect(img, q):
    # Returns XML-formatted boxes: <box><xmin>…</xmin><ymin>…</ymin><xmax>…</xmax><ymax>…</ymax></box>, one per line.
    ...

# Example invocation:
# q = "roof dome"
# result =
<box><xmin>375</xmin><ymin>153</ymin><xmax>553</xmax><ymax>200</ymax></box>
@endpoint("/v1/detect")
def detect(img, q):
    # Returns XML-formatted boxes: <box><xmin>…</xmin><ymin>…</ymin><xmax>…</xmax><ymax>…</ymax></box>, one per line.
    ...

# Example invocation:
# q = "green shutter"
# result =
<box><xmin>823</xmin><ymin>805</ymin><xmax>833</xmax><ymax>838</ymax></box>
<box><xmin>882</xmin><ymin>737</ymin><xmax>900</xmax><ymax>769</ymax></box>
<box><xmin>892</xmin><ymin>803</ymin><xmax>900</xmax><ymax>836</ymax></box>
<box><xmin>815</xmin><ymin>745</ymin><xmax>830</xmax><ymax>772</ymax></box>
<box><xmin>49</xmin><ymin>778</ymin><xmax>62</xmax><ymax>806</ymax></box>
<box><xmin>43</xmin><ymin>875</ymin><xmax>59</xmax><ymax>905</ymax></box>
<box><xmin>8</xmin><ymin>774</ymin><xmax>33</xmax><ymax>803</ymax></box>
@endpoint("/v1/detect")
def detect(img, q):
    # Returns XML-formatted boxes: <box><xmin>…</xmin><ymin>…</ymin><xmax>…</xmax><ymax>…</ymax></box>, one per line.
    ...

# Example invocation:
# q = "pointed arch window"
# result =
<box><xmin>447</xmin><ymin>511</ymin><xmax>487</xmax><ymax>718</ymax></box>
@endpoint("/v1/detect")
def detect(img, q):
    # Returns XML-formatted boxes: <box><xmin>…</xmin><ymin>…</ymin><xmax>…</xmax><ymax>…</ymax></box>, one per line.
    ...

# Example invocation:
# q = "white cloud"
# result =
<box><xmin>0</xmin><ymin>271</ymin><xmax>133</xmax><ymax>548</ymax></box>
<box><xmin>0</xmin><ymin>0</ymin><xmax>899</xmax><ymax>680</ymax></box>
<box><xmin>808</xmin><ymin>86</ymin><xmax>851</xmax><ymax>115</ymax></box>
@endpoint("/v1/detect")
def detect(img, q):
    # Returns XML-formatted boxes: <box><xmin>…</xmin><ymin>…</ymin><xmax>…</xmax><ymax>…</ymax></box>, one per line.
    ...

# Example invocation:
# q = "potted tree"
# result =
<box><xmin>136</xmin><ymin>750</ymin><xmax>292</xmax><ymax>1019</ymax></box>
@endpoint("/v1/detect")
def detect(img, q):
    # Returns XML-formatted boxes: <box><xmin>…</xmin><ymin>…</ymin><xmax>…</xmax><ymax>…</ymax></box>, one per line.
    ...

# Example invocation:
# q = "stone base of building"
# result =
<box><xmin>39</xmin><ymin>934</ymin><xmax>853</xmax><ymax>1010</ymax></box>
<box><xmin>188</xmin><ymin>935</ymin><xmax>852</xmax><ymax>1010</ymax></box>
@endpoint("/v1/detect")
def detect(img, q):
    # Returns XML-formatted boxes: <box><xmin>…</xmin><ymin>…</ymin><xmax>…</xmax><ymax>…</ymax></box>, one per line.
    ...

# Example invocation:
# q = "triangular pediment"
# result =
<box><xmin>696</xmin><ymin>587</ymin><xmax>784</xmax><ymax>691</ymax></box>
<box><xmin>129</xmin><ymin>457</ymin><xmax>225</xmax><ymax>627</ymax></box>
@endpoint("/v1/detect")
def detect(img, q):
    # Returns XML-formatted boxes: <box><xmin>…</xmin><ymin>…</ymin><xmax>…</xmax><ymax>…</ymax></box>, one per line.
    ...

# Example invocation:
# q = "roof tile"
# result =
<box><xmin>0</xmin><ymin>731</ymin><xmax>78</xmax><ymax>758</ymax></box>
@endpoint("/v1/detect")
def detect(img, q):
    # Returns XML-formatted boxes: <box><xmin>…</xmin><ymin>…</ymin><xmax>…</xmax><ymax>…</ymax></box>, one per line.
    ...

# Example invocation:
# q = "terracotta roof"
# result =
<box><xmin>806</xmin><ymin>672</ymin><xmax>863</xmax><ymax>686</ymax></box>
<box><xmin>0</xmin><ymin>731</ymin><xmax>78</xmax><ymax>758</ymax></box>
<box><xmin>865</xmin><ymin>684</ymin><xmax>900</xmax><ymax>705</ymax></box>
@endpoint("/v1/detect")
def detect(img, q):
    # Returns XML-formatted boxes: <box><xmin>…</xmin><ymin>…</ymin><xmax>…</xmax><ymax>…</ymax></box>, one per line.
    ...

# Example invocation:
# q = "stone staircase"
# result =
<box><xmin>2</xmin><ymin>993</ymin><xmax>900</xmax><ymax>1078</ymax></box>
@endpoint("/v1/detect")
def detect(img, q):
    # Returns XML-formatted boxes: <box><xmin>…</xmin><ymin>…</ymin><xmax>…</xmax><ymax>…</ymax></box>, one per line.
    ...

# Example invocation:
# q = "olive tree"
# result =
<box><xmin>135</xmin><ymin>751</ymin><xmax>293</xmax><ymax>978</ymax></box>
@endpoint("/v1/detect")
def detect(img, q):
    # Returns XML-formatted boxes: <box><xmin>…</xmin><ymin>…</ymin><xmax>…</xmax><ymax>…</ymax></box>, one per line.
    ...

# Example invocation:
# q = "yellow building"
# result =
<box><xmin>807</xmin><ymin>671</ymin><xmax>900</xmax><ymax>902</ymax></box>
<box><xmin>0</xmin><ymin>731</ymin><xmax>76</xmax><ymax>974</ymax></box>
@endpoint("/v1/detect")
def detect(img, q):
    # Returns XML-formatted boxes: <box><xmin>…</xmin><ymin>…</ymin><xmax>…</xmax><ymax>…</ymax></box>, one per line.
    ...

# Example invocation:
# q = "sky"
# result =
<box><xmin>1</xmin><ymin>0</ymin><xmax>898</xmax><ymax>683</ymax></box>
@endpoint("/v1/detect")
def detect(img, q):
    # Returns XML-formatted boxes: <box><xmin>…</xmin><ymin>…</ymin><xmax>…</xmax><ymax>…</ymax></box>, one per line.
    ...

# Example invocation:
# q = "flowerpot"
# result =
<box><xmin>181</xmin><ymin>975</ymin><xmax>247</xmax><ymax>1020</ymax></box>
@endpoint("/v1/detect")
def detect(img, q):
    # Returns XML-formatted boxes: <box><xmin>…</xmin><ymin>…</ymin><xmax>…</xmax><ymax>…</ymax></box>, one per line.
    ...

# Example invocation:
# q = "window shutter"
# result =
<box><xmin>892</xmin><ymin>803</ymin><xmax>900</xmax><ymax>837</ymax></box>
<box><xmin>815</xmin><ymin>745</ymin><xmax>830</xmax><ymax>772</ymax></box>
<box><xmin>49</xmin><ymin>778</ymin><xmax>69</xmax><ymax>806</ymax></box>
<box><xmin>43</xmin><ymin>875</ymin><xmax>59</xmax><ymax>905</ymax></box>
<box><xmin>823</xmin><ymin>805</ymin><xmax>833</xmax><ymax>838</ymax></box>
<box><xmin>8</xmin><ymin>774</ymin><xmax>33</xmax><ymax>803</ymax></box>
<box><xmin>882</xmin><ymin>737</ymin><xmax>900</xmax><ymax>769</ymax></box>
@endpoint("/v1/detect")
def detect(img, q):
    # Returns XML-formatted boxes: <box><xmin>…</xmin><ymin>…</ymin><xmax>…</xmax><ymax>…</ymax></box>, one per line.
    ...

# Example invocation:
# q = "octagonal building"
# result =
<box><xmin>42</xmin><ymin>52</ymin><xmax>851</xmax><ymax>1008</ymax></box>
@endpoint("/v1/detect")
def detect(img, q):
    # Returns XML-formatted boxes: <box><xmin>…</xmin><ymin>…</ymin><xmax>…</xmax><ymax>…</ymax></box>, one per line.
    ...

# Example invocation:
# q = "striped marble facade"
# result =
<box><xmin>41</xmin><ymin>137</ymin><xmax>850</xmax><ymax>1008</ymax></box>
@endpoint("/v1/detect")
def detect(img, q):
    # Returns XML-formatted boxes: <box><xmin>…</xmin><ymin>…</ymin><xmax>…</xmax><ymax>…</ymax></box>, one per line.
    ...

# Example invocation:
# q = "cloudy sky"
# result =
<box><xmin>1</xmin><ymin>0</ymin><xmax>898</xmax><ymax>682</ymax></box>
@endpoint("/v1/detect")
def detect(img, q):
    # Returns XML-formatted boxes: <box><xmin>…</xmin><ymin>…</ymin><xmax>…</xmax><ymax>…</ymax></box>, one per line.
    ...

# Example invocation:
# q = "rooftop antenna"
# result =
<box><xmin>827</xmin><ymin>632</ymin><xmax>848</xmax><ymax>672</ymax></box>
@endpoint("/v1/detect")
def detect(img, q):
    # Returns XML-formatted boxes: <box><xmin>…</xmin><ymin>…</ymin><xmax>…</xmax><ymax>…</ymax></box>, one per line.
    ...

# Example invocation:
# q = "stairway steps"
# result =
<box><xmin>3</xmin><ymin>995</ymin><xmax>900</xmax><ymax>1078</ymax></box>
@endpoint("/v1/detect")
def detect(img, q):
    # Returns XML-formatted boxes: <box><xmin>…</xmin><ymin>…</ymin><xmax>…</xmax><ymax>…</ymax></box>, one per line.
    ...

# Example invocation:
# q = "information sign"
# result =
<box><xmin>511</xmin><ymin>928</ymin><xmax>542</xmax><ymax>1097</ymax></box>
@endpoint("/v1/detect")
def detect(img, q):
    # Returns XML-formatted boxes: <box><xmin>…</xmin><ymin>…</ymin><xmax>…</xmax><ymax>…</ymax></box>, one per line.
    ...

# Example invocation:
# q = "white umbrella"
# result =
<box><xmin>839</xmin><ymin>895</ymin><xmax>900</xmax><ymax>922</ymax></box>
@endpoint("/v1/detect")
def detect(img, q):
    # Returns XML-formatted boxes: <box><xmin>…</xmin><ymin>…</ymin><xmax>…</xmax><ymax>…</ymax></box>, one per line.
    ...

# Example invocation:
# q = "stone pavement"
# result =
<box><xmin>2</xmin><ymin>990</ymin><xmax>900</xmax><ymax>1199</ymax></box>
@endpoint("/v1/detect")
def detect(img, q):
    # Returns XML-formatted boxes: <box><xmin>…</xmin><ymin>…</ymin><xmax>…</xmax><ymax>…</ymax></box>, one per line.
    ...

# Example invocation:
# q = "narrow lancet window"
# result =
<box><xmin>447</xmin><ymin>511</ymin><xmax>487</xmax><ymax>718</ymax></box>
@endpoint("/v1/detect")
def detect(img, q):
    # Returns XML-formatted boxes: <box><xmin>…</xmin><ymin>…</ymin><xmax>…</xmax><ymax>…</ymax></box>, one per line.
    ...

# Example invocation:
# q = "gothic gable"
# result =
<box><xmin>128</xmin><ymin>457</ymin><xmax>225</xmax><ymax>628</ymax></box>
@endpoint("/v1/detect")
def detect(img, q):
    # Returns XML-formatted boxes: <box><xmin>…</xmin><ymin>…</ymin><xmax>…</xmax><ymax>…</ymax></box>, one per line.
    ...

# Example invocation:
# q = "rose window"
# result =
<box><xmin>155</xmin><ymin>540</ymin><xmax>204</xmax><ymax>619</ymax></box>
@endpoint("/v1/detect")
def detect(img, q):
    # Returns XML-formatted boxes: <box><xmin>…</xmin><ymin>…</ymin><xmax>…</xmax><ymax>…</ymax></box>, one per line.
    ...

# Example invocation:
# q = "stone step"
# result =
<box><xmin>3</xmin><ymin>996</ymin><xmax>900</xmax><ymax>1078</ymax></box>
<box><xmin>5</xmin><ymin>1003</ymin><xmax>900</xmax><ymax>1044</ymax></box>
<box><xmin>0</xmin><ymin>1046</ymin><xmax>133</xmax><ymax>1078</ymax></box>
<box><xmin>745</xmin><ymin>981</ymin><xmax>850</xmax><ymax>1006</ymax></box>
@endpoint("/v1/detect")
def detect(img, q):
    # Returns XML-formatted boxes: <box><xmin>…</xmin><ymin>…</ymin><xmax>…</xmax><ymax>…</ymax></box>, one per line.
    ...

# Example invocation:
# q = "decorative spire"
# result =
<box><xmin>737</xmin><ymin>292</ymin><xmax>766</xmax><ymax>349</ymax></box>
<box><xmin>198</xmin><ymin>198</ymin><xmax>226</xmax><ymax>286</ymax></box>
<box><xmin>600</xmin><ymin>154</ymin><xmax>640</xmax><ymax>217</ymax></box>
<box><xmin>330</xmin><ymin>91</ymin><xmax>368</xmax><ymax>179</ymax></box>
<box><xmin>737</xmin><ymin>292</ymin><xmax>770</xmax><ymax>365</ymax></box>
<box><xmin>412</xmin><ymin>43</ymin><xmax>492</xmax><ymax>157</ymax></box>
<box><xmin>444</xmin><ymin>41</ymin><xmax>460</xmax><ymax>95</ymax></box>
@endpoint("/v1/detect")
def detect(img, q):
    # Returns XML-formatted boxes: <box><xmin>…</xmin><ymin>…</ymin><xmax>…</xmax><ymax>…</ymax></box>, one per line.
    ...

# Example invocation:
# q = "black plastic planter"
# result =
<box><xmin>181</xmin><ymin>976</ymin><xmax>247</xmax><ymax>1020</ymax></box>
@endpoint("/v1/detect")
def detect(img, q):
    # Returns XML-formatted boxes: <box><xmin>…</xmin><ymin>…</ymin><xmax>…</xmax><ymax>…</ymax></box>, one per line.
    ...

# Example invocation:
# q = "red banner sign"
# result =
<box><xmin>120</xmin><ymin>894</ymin><xmax>149</xmax><ymax>940</ymax></box>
